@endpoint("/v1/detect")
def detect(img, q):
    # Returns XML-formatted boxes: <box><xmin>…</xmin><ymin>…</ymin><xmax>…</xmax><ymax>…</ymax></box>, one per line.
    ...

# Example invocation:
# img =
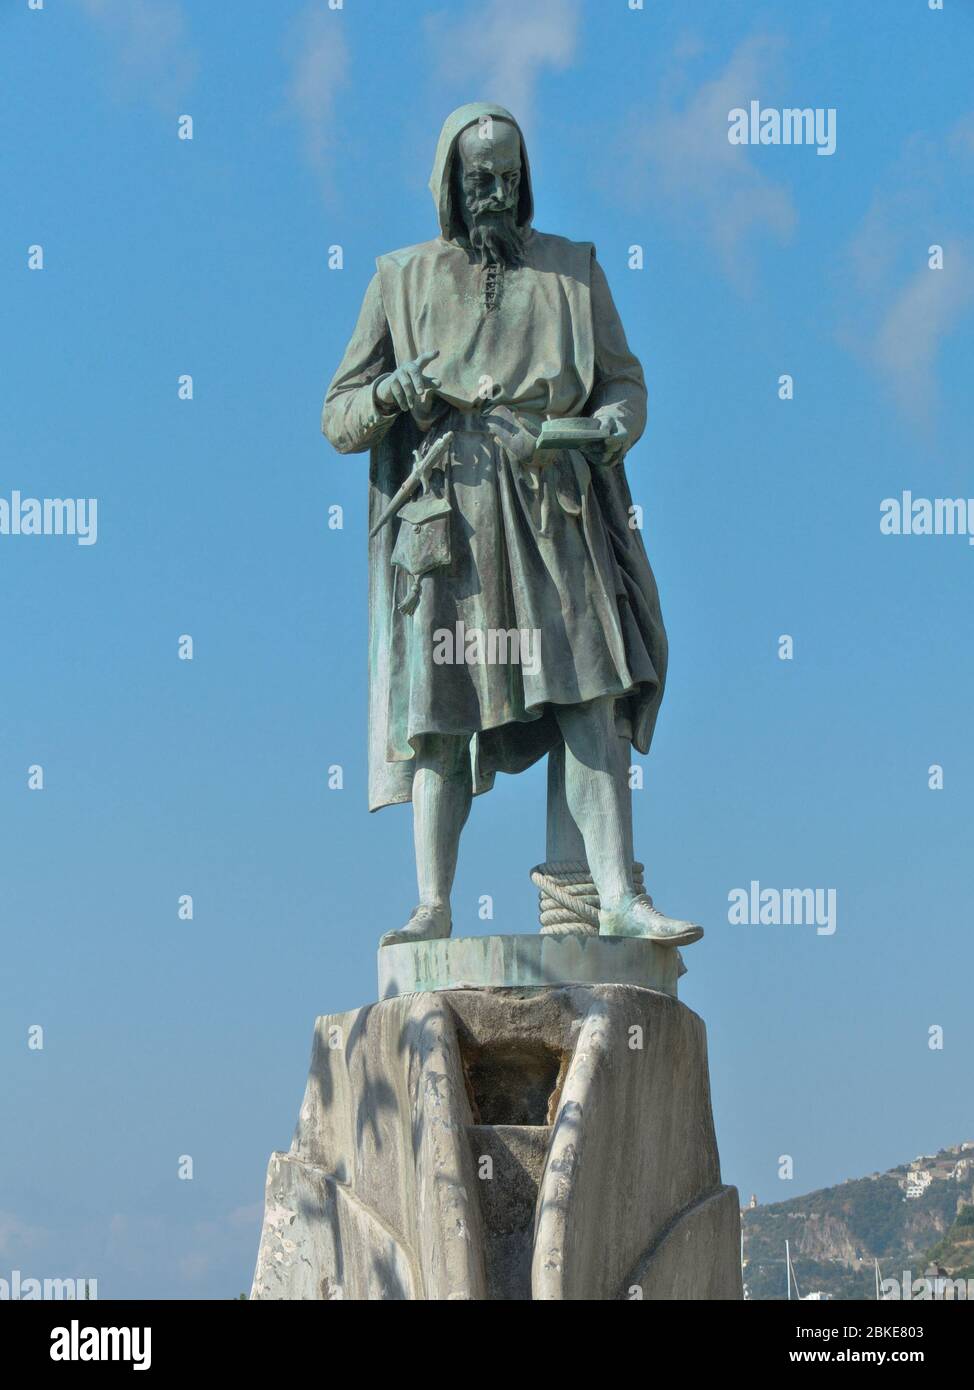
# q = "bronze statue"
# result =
<box><xmin>323</xmin><ymin>103</ymin><xmax>702</xmax><ymax>952</ymax></box>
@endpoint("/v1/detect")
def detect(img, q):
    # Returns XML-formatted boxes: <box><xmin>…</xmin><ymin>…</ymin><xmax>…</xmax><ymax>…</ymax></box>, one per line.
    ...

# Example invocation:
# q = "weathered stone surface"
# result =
<box><xmin>467</xmin><ymin>1125</ymin><xmax>549</xmax><ymax>1301</ymax></box>
<box><xmin>378</xmin><ymin>933</ymin><xmax>681</xmax><ymax>1000</ymax></box>
<box><xmin>251</xmin><ymin>982</ymin><xmax>741</xmax><ymax>1300</ymax></box>
<box><xmin>625</xmin><ymin>1185</ymin><xmax>743</xmax><ymax>1301</ymax></box>
<box><xmin>252</xmin><ymin>991</ymin><xmax>487</xmax><ymax>1300</ymax></box>
<box><xmin>252</xmin><ymin>1153</ymin><xmax>418</xmax><ymax>1300</ymax></box>
<box><xmin>532</xmin><ymin>987</ymin><xmax>739</xmax><ymax>1300</ymax></box>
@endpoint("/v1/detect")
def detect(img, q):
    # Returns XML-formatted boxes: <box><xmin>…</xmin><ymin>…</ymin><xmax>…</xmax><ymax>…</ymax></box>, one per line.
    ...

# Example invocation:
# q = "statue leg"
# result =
<box><xmin>554</xmin><ymin>697</ymin><xmax>704</xmax><ymax>947</ymax></box>
<box><xmin>413</xmin><ymin>733</ymin><xmax>472</xmax><ymax>912</ymax></box>
<box><xmin>379</xmin><ymin>733</ymin><xmax>471</xmax><ymax>948</ymax></box>
<box><xmin>545</xmin><ymin>741</ymin><xmax>590</xmax><ymax>865</ymax></box>
<box><xmin>552</xmin><ymin>696</ymin><xmax>634</xmax><ymax>911</ymax></box>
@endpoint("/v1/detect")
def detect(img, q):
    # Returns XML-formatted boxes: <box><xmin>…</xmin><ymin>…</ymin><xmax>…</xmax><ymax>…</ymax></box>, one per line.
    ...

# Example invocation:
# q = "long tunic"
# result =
<box><xmin>323</xmin><ymin>230</ymin><xmax>667</xmax><ymax>809</ymax></box>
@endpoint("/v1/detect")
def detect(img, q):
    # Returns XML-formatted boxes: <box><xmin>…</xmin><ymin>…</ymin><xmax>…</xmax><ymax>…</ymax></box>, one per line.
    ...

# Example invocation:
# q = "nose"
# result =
<box><xmin>488</xmin><ymin>174</ymin><xmax>511</xmax><ymax>205</ymax></box>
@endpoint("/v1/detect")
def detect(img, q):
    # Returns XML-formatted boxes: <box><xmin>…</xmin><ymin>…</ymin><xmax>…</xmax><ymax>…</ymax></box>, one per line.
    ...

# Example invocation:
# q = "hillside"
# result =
<box><xmin>742</xmin><ymin>1143</ymin><xmax>974</xmax><ymax>1300</ymax></box>
<box><xmin>925</xmin><ymin>1204</ymin><xmax>974</xmax><ymax>1281</ymax></box>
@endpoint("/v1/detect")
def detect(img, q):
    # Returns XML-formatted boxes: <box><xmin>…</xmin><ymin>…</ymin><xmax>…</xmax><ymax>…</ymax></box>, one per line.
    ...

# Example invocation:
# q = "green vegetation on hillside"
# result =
<box><xmin>743</xmin><ymin>1148</ymin><xmax>974</xmax><ymax>1300</ymax></box>
<box><xmin>925</xmin><ymin>1205</ymin><xmax>974</xmax><ymax>1281</ymax></box>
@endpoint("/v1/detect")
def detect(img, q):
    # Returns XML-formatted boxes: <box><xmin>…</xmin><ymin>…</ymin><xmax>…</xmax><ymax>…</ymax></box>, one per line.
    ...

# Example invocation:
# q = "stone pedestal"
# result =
<box><xmin>251</xmin><ymin>951</ymin><xmax>742</xmax><ymax>1301</ymax></box>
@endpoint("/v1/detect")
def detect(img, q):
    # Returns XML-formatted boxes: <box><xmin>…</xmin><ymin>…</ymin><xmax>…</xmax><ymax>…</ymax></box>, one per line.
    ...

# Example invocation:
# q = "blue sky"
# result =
<box><xmin>2</xmin><ymin>0</ymin><xmax>972</xmax><ymax>1298</ymax></box>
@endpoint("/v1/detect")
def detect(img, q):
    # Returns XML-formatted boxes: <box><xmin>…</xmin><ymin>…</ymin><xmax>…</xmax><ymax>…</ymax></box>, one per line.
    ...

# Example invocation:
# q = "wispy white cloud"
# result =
<box><xmin>285</xmin><ymin>3</ymin><xmax>350</xmax><ymax>179</ymax></box>
<box><xmin>839</xmin><ymin>120</ymin><xmax>974</xmax><ymax>423</ymax></box>
<box><xmin>425</xmin><ymin>0</ymin><xmax>581</xmax><ymax>136</ymax></box>
<box><xmin>617</xmin><ymin>34</ymin><xmax>796</xmax><ymax>288</ymax></box>
<box><xmin>871</xmin><ymin>257</ymin><xmax>974</xmax><ymax>421</ymax></box>
<box><xmin>75</xmin><ymin>0</ymin><xmax>197</xmax><ymax>107</ymax></box>
<box><xmin>0</xmin><ymin>1210</ymin><xmax>52</xmax><ymax>1259</ymax></box>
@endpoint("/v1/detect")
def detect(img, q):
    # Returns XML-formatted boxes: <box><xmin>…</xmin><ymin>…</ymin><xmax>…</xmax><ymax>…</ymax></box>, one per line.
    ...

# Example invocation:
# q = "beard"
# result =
<box><xmin>467</xmin><ymin>204</ymin><xmax>525</xmax><ymax>269</ymax></box>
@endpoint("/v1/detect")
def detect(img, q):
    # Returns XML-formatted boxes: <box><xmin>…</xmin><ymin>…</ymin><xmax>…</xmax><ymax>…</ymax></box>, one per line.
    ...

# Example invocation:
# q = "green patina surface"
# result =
<box><xmin>378</xmin><ymin>933</ymin><xmax>681</xmax><ymax>1000</ymax></box>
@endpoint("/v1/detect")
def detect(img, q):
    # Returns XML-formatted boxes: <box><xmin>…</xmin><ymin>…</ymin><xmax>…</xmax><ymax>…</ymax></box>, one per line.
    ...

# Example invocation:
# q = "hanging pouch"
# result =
<box><xmin>391</xmin><ymin>501</ymin><xmax>452</xmax><ymax>615</ymax></box>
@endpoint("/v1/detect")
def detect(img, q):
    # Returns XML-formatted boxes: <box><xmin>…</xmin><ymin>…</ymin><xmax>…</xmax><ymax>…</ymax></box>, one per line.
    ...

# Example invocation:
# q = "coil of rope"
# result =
<box><xmin>530</xmin><ymin>860</ymin><xmax>647</xmax><ymax>935</ymax></box>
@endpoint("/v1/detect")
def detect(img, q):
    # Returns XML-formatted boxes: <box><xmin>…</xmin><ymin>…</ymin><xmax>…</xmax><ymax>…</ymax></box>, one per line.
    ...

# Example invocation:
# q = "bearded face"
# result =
<box><xmin>456</xmin><ymin>120</ymin><xmax>525</xmax><ymax>269</ymax></box>
<box><xmin>467</xmin><ymin>205</ymin><xmax>525</xmax><ymax>269</ymax></box>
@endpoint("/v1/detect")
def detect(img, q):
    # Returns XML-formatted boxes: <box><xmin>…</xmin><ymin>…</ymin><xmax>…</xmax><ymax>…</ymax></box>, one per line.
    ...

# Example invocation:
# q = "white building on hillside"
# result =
<box><xmin>903</xmin><ymin>1169</ymin><xmax>933</xmax><ymax>1199</ymax></box>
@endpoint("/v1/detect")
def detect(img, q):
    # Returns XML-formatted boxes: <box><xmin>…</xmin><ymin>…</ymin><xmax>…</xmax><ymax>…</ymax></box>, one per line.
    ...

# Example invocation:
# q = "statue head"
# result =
<box><xmin>455</xmin><ymin>118</ymin><xmax>524</xmax><ymax>268</ymax></box>
<box><xmin>429</xmin><ymin>104</ymin><xmax>534</xmax><ymax>267</ymax></box>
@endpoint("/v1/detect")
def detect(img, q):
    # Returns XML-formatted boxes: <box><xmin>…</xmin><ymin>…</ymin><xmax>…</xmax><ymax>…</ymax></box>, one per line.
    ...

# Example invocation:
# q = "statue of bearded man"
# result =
<box><xmin>323</xmin><ymin>102</ymin><xmax>702</xmax><ymax>952</ymax></box>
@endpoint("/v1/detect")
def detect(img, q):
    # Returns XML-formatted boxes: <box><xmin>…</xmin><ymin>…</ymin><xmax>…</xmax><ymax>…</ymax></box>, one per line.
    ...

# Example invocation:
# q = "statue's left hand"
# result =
<box><xmin>581</xmin><ymin>420</ymin><xmax>628</xmax><ymax>466</ymax></box>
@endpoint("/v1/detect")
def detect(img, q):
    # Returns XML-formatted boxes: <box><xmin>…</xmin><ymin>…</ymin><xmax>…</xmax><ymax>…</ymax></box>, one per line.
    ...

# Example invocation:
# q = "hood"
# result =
<box><xmin>428</xmin><ymin>102</ymin><xmax>534</xmax><ymax>242</ymax></box>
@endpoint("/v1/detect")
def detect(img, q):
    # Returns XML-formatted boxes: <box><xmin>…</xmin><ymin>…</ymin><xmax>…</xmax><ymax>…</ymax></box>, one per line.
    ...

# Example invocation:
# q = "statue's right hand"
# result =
<box><xmin>376</xmin><ymin>350</ymin><xmax>441</xmax><ymax>412</ymax></box>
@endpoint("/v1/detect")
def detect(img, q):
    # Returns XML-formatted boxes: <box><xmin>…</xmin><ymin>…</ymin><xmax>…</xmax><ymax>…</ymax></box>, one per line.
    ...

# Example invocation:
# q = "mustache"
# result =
<box><xmin>468</xmin><ymin>194</ymin><xmax>516</xmax><ymax>217</ymax></box>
